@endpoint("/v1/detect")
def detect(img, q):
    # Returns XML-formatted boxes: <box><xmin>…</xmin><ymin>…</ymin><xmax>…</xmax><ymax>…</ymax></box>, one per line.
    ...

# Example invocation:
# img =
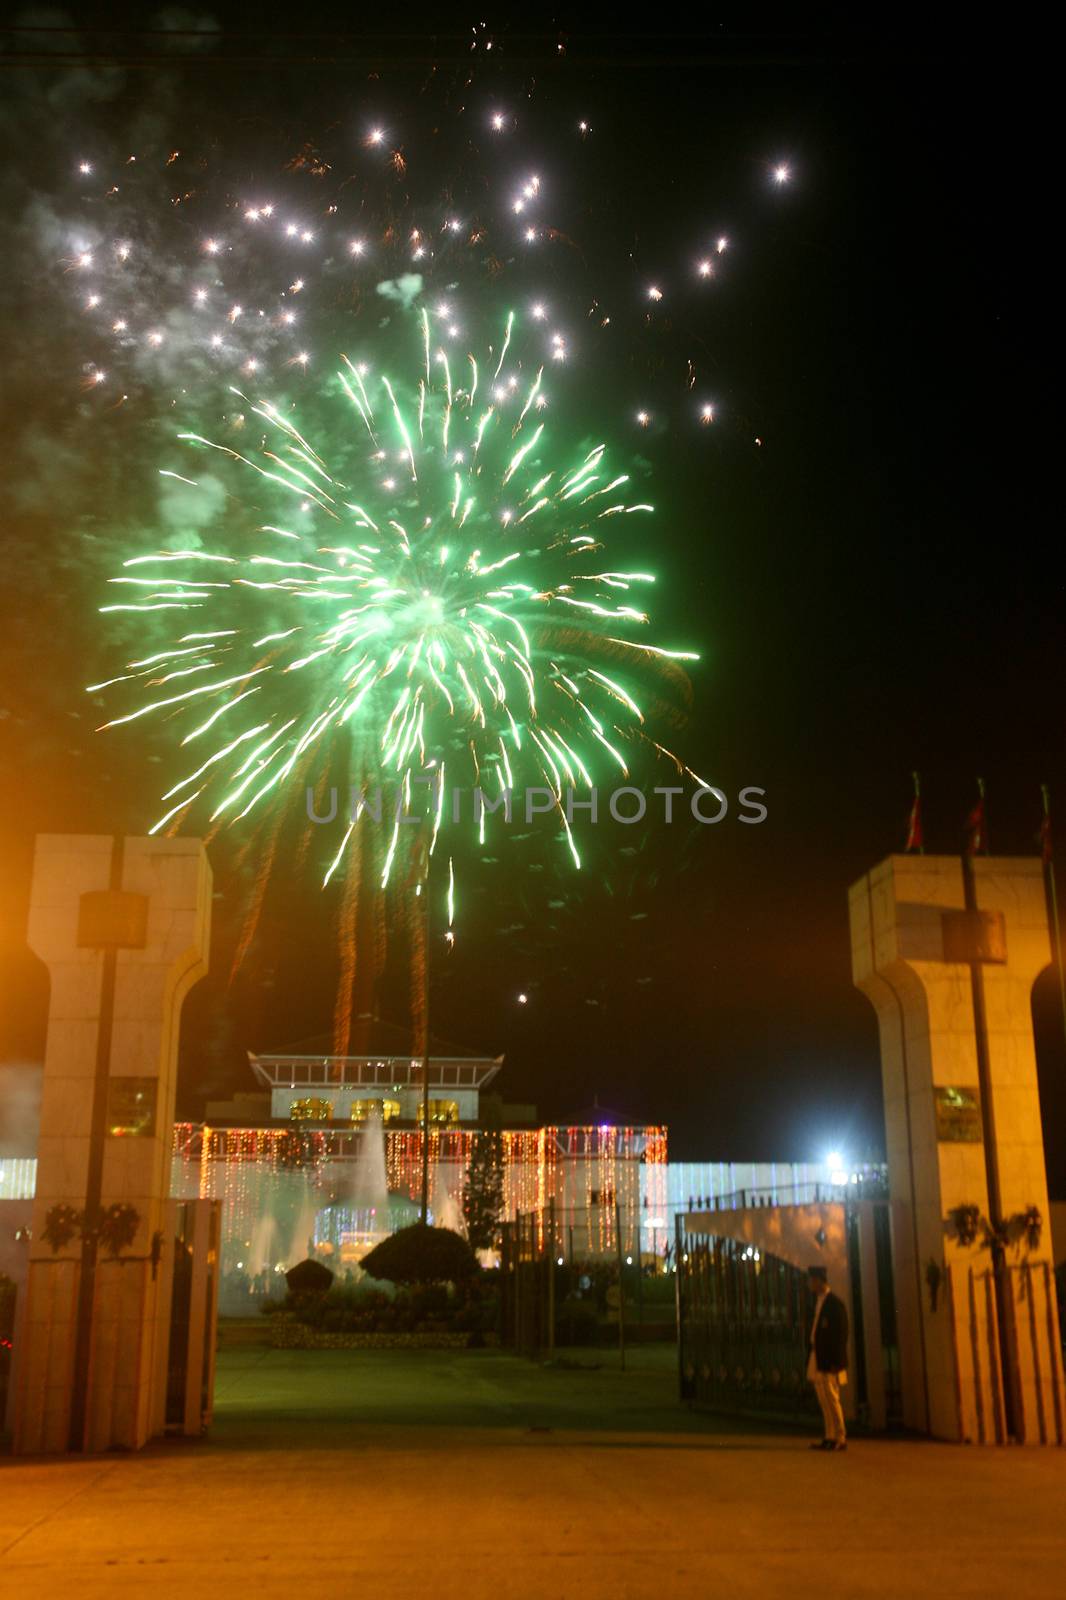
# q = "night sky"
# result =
<box><xmin>1</xmin><ymin>17</ymin><xmax>1062</xmax><ymax>1184</ymax></box>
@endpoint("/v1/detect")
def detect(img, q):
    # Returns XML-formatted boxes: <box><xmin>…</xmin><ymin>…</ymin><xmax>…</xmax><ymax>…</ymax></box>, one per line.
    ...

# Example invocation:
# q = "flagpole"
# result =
<box><xmin>1040</xmin><ymin>784</ymin><xmax>1066</xmax><ymax>1051</ymax></box>
<box><xmin>906</xmin><ymin>771</ymin><xmax>924</xmax><ymax>854</ymax></box>
<box><xmin>976</xmin><ymin>775</ymin><xmax>987</xmax><ymax>853</ymax></box>
<box><xmin>961</xmin><ymin>777</ymin><xmax>1016</xmax><ymax>1436</ymax></box>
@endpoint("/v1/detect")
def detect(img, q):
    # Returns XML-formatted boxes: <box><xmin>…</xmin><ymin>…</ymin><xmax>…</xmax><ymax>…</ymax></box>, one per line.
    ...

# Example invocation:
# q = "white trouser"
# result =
<box><xmin>812</xmin><ymin>1371</ymin><xmax>846</xmax><ymax>1442</ymax></box>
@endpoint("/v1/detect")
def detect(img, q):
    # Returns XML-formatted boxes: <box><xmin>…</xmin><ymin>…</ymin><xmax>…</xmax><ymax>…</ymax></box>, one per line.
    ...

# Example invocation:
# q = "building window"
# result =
<box><xmin>428</xmin><ymin>1098</ymin><xmax>460</xmax><ymax>1126</ymax></box>
<box><xmin>350</xmin><ymin>1098</ymin><xmax>401</xmax><ymax>1124</ymax></box>
<box><xmin>289</xmin><ymin>1097</ymin><xmax>333</xmax><ymax>1124</ymax></box>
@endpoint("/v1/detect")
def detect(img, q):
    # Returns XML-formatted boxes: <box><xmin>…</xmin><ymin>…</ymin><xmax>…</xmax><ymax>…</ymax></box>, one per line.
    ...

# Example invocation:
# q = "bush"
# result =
<box><xmin>283</xmin><ymin>1270</ymin><xmax>498</xmax><ymax>1335</ymax></box>
<box><xmin>285</xmin><ymin>1257</ymin><xmax>334</xmax><ymax>1296</ymax></box>
<box><xmin>555</xmin><ymin>1299</ymin><xmax>600</xmax><ymax>1347</ymax></box>
<box><xmin>359</xmin><ymin>1223</ymin><xmax>478</xmax><ymax>1285</ymax></box>
<box><xmin>637</xmin><ymin>1273</ymin><xmax>678</xmax><ymax>1307</ymax></box>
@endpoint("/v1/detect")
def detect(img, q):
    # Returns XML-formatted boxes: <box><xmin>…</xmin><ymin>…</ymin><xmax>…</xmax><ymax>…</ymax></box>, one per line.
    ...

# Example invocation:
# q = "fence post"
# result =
<box><xmin>675</xmin><ymin>1213</ymin><xmax>686</xmax><ymax>1400</ymax></box>
<box><xmin>614</xmin><ymin>1200</ymin><xmax>626</xmax><ymax>1372</ymax></box>
<box><xmin>547</xmin><ymin>1199</ymin><xmax>556</xmax><ymax>1361</ymax></box>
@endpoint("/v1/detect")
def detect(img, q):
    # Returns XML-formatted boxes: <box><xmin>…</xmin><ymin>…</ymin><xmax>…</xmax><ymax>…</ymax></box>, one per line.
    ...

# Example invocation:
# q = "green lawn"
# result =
<box><xmin>211</xmin><ymin>1341</ymin><xmax>769</xmax><ymax>1441</ymax></box>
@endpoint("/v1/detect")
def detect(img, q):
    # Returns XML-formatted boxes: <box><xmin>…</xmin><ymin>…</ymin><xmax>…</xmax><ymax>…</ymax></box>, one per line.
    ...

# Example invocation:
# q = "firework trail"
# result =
<box><xmin>93</xmin><ymin>307</ymin><xmax>699</xmax><ymax>893</ymax></box>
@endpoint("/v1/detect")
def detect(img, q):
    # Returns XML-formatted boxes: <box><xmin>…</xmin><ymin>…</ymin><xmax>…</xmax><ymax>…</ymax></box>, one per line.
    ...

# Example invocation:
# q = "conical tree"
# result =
<box><xmin>463</xmin><ymin>1130</ymin><xmax>505</xmax><ymax>1252</ymax></box>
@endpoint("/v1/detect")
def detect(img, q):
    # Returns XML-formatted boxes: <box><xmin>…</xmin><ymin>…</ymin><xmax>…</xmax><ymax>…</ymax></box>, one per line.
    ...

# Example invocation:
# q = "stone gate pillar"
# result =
<box><xmin>849</xmin><ymin>854</ymin><xmax>1064</xmax><ymax>1443</ymax></box>
<box><xmin>14</xmin><ymin>834</ymin><xmax>211</xmax><ymax>1454</ymax></box>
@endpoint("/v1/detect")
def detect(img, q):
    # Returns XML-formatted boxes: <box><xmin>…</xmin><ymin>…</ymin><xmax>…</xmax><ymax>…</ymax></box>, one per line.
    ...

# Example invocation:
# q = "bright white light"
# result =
<box><xmin>491</xmin><ymin>112</ymin><xmax>506</xmax><ymax>131</ymax></box>
<box><xmin>532</xmin><ymin>303</ymin><xmax>547</xmax><ymax>320</ymax></box>
<box><xmin>349</xmin><ymin>239</ymin><xmax>366</xmax><ymax>256</ymax></box>
<box><xmin>700</xmin><ymin>403</ymin><xmax>714</xmax><ymax>424</ymax></box>
<box><xmin>367</xmin><ymin>128</ymin><xmax>384</xmax><ymax>146</ymax></box>
<box><xmin>773</xmin><ymin>163</ymin><xmax>791</xmax><ymax>184</ymax></box>
<box><xmin>647</xmin><ymin>285</ymin><xmax>663</xmax><ymax>302</ymax></box>
<box><xmin>637</xmin><ymin>410</ymin><xmax>650</xmax><ymax>427</ymax></box>
<box><xmin>698</xmin><ymin>260</ymin><xmax>713</xmax><ymax>278</ymax></box>
<box><xmin>716</xmin><ymin>236</ymin><xmax>728</xmax><ymax>253</ymax></box>
<box><xmin>517</xmin><ymin>992</ymin><xmax>528</xmax><ymax>1004</ymax></box>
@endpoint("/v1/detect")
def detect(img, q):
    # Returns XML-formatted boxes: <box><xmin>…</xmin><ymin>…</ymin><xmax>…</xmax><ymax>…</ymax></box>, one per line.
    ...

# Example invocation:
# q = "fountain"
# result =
<box><xmin>289</xmin><ymin>1178</ymin><xmax>318</xmax><ymax>1267</ymax></box>
<box><xmin>247</xmin><ymin>1211</ymin><xmax>277</xmax><ymax>1279</ymax></box>
<box><xmin>350</xmin><ymin>1103</ymin><xmax>389</xmax><ymax>1222</ymax></box>
<box><xmin>313</xmin><ymin>1104</ymin><xmax>401</xmax><ymax>1266</ymax></box>
<box><xmin>432</xmin><ymin>1173</ymin><xmax>466</xmax><ymax>1236</ymax></box>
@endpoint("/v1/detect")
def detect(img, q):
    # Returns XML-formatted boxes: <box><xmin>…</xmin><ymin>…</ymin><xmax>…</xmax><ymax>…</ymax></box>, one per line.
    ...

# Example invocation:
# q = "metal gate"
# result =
<box><xmin>677</xmin><ymin>1227</ymin><xmax>818</xmax><ymax>1420</ymax></box>
<box><xmin>499</xmin><ymin>1210</ymin><xmax>554</xmax><ymax>1358</ymax></box>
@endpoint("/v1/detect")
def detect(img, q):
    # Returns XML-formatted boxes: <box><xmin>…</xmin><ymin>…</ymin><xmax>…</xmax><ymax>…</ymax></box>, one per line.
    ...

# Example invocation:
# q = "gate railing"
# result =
<box><xmin>499</xmin><ymin>1206</ymin><xmax>557</xmax><ymax>1359</ymax></box>
<box><xmin>677</xmin><ymin>1223</ymin><xmax>819</xmax><ymax>1419</ymax></box>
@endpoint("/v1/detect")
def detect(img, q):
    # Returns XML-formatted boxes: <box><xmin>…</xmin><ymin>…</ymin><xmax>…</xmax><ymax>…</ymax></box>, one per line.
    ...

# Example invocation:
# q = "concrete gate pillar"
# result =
<box><xmin>849</xmin><ymin>854</ymin><xmax>1064</xmax><ymax>1443</ymax></box>
<box><xmin>14</xmin><ymin>834</ymin><xmax>211</xmax><ymax>1454</ymax></box>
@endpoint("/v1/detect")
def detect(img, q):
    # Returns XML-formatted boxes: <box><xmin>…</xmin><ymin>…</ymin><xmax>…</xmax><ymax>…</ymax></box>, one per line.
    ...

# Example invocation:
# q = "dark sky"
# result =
<box><xmin>1</xmin><ymin>15</ymin><xmax>1062</xmax><ymax>1182</ymax></box>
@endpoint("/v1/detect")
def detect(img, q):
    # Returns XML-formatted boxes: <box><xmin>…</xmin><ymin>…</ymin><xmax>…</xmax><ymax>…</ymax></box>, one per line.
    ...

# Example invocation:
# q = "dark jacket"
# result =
<box><xmin>810</xmin><ymin>1290</ymin><xmax>849</xmax><ymax>1372</ymax></box>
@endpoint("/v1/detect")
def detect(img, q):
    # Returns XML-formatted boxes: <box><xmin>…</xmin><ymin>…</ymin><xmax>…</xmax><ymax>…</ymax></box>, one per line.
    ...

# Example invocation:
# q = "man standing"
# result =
<box><xmin>806</xmin><ymin>1265</ymin><xmax>849</xmax><ymax>1451</ymax></box>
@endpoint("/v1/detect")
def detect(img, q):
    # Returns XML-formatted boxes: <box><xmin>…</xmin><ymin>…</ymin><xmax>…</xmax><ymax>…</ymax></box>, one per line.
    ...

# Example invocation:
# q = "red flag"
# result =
<box><xmin>905</xmin><ymin>774</ymin><xmax>923</xmax><ymax>853</ymax></box>
<box><xmin>965</xmin><ymin>781</ymin><xmax>986</xmax><ymax>856</ymax></box>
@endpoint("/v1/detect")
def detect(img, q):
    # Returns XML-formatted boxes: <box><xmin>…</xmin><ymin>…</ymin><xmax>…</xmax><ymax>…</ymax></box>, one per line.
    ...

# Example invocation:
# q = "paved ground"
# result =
<box><xmin>2</xmin><ymin>1345</ymin><xmax>1065</xmax><ymax>1598</ymax></box>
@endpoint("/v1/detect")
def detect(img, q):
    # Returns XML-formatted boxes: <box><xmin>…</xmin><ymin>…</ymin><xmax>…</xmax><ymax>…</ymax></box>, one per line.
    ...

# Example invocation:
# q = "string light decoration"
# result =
<box><xmin>172</xmin><ymin>1120</ymin><xmax>667</xmax><ymax>1270</ymax></box>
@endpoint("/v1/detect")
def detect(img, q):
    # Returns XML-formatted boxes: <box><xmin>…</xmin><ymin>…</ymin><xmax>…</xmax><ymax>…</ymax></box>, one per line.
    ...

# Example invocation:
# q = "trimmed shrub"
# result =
<box><xmin>359</xmin><ymin>1223</ymin><xmax>478</xmax><ymax>1285</ymax></box>
<box><xmin>555</xmin><ymin>1299</ymin><xmax>600</xmax><ymax>1347</ymax></box>
<box><xmin>285</xmin><ymin>1257</ymin><xmax>334</xmax><ymax>1296</ymax></box>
